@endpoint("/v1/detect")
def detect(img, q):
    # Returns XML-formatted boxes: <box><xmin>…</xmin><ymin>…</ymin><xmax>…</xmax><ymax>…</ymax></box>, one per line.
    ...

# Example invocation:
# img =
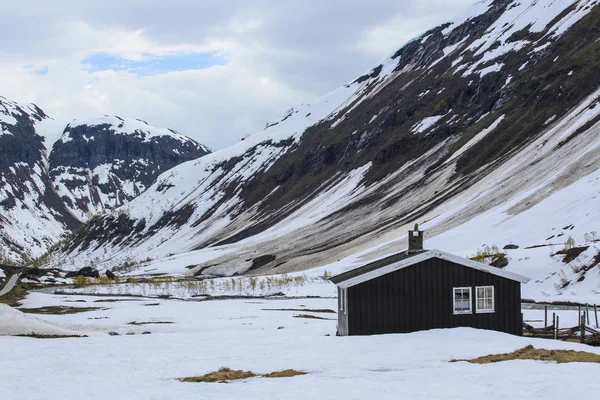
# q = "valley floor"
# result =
<box><xmin>1</xmin><ymin>290</ymin><xmax>600</xmax><ymax>400</ymax></box>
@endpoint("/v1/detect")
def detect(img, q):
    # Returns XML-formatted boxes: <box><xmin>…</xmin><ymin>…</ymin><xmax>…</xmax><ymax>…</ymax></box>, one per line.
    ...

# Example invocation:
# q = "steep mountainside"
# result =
<box><xmin>0</xmin><ymin>100</ymin><xmax>210</xmax><ymax>263</ymax></box>
<box><xmin>0</xmin><ymin>96</ymin><xmax>80</xmax><ymax>262</ymax></box>
<box><xmin>49</xmin><ymin>116</ymin><xmax>210</xmax><ymax>220</ymax></box>
<box><xmin>56</xmin><ymin>0</ymin><xmax>600</xmax><ymax>301</ymax></box>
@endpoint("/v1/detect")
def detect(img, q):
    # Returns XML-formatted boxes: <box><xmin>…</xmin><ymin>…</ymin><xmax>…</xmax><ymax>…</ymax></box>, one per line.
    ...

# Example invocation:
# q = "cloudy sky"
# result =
<box><xmin>0</xmin><ymin>0</ymin><xmax>474</xmax><ymax>150</ymax></box>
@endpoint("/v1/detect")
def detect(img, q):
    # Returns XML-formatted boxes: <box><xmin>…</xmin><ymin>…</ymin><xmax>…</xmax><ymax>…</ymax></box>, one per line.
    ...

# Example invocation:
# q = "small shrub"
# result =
<box><xmin>74</xmin><ymin>275</ymin><xmax>90</xmax><ymax>286</ymax></box>
<box><xmin>564</xmin><ymin>236</ymin><xmax>576</xmax><ymax>250</ymax></box>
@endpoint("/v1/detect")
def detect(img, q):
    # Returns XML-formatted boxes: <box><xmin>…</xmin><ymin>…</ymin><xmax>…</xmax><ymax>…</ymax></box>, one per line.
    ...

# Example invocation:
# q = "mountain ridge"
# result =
<box><xmin>0</xmin><ymin>98</ymin><xmax>211</xmax><ymax>263</ymax></box>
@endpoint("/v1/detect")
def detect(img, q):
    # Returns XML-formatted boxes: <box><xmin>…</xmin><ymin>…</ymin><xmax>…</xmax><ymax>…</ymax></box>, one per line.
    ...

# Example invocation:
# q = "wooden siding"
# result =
<box><xmin>345</xmin><ymin>257</ymin><xmax>522</xmax><ymax>336</ymax></box>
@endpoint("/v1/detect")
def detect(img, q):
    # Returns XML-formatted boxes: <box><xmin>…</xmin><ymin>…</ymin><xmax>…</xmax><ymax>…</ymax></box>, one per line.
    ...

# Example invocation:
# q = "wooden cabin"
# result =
<box><xmin>330</xmin><ymin>225</ymin><xmax>530</xmax><ymax>336</ymax></box>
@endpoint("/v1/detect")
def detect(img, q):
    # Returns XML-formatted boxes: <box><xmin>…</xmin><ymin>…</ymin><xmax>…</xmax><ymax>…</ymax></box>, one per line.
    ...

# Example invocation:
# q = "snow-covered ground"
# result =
<box><xmin>2</xmin><ymin>288</ymin><xmax>600</xmax><ymax>400</ymax></box>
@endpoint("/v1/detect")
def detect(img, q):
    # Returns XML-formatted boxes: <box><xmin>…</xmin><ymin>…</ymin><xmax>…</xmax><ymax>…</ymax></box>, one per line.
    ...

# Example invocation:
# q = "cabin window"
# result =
<box><xmin>476</xmin><ymin>286</ymin><xmax>495</xmax><ymax>313</ymax></box>
<box><xmin>340</xmin><ymin>288</ymin><xmax>347</xmax><ymax>315</ymax></box>
<box><xmin>453</xmin><ymin>287</ymin><xmax>472</xmax><ymax>314</ymax></box>
<box><xmin>412</xmin><ymin>231</ymin><xmax>419</xmax><ymax>237</ymax></box>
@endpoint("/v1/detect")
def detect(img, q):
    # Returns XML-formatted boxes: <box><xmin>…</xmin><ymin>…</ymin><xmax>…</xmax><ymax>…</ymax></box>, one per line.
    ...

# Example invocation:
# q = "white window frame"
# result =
<box><xmin>475</xmin><ymin>286</ymin><xmax>495</xmax><ymax>313</ymax></box>
<box><xmin>453</xmin><ymin>287</ymin><xmax>472</xmax><ymax>315</ymax></box>
<box><xmin>339</xmin><ymin>288</ymin><xmax>348</xmax><ymax>315</ymax></box>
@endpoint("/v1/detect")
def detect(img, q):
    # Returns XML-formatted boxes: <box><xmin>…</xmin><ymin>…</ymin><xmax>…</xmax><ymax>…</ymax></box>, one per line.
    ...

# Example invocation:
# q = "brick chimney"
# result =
<box><xmin>408</xmin><ymin>223</ymin><xmax>424</xmax><ymax>252</ymax></box>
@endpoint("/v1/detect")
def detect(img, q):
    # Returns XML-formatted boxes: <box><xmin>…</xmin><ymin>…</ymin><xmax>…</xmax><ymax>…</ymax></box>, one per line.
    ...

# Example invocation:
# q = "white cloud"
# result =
<box><xmin>0</xmin><ymin>1</ymin><xmax>475</xmax><ymax>150</ymax></box>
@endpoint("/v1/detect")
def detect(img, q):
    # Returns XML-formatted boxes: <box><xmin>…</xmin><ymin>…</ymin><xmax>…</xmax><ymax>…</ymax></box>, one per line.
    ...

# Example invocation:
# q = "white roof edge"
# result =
<box><xmin>336</xmin><ymin>249</ymin><xmax>531</xmax><ymax>288</ymax></box>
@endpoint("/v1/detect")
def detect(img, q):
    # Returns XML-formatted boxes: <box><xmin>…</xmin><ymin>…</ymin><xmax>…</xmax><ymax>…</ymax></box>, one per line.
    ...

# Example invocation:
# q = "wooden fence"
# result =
<box><xmin>524</xmin><ymin>305</ymin><xmax>600</xmax><ymax>346</ymax></box>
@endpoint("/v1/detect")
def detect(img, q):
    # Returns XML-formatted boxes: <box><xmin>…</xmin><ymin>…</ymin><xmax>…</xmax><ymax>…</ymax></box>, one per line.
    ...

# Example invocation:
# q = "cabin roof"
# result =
<box><xmin>329</xmin><ymin>249</ymin><xmax>531</xmax><ymax>288</ymax></box>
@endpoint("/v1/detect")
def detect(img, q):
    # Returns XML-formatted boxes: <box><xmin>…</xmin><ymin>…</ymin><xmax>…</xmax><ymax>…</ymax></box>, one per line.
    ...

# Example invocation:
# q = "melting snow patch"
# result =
<box><xmin>478</xmin><ymin>63</ymin><xmax>504</xmax><ymax>77</ymax></box>
<box><xmin>412</xmin><ymin>114</ymin><xmax>447</xmax><ymax>134</ymax></box>
<box><xmin>445</xmin><ymin>114</ymin><xmax>505</xmax><ymax>166</ymax></box>
<box><xmin>531</xmin><ymin>43</ymin><xmax>551</xmax><ymax>53</ymax></box>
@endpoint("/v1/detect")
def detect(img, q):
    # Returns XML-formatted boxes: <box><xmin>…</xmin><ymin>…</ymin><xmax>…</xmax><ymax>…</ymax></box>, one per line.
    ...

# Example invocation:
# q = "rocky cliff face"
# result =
<box><xmin>55</xmin><ymin>0</ymin><xmax>600</xmax><ymax>282</ymax></box>
<box><xmin>49</xmin><ymin>116</ymin><xmax>211</xmax><ymax>220</ymax></box>
<box><xmin>0</xmin><ymin>96</ymin><xmax>80</xmax><ymax>262</ymax></box>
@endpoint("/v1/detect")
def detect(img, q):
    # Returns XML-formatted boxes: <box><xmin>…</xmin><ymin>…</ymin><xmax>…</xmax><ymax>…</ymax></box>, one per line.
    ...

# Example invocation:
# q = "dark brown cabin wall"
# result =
<box><xmin>346</xmin><ymin>258</ymin><xmax>522</xmax><ymax>336</ymax></box>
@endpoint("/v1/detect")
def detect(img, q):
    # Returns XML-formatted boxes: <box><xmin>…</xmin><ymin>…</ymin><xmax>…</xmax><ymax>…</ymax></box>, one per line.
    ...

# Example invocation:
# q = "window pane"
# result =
<box><xmin>454</xmin><ymin>288</ymin><xmax>471</xmax><ymax>312</ymax></box>
<box><xmin>475</xmin><ymin>286</ymin><xmax>494</xmax><ymax>312</ymax></box>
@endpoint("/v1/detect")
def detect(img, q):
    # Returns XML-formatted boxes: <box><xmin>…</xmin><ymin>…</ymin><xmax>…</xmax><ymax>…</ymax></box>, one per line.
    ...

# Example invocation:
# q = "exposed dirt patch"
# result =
<box><xmin>249</xmin><ymin>255</ymin><xmax>277</xmax><ymax>271</ymax></box>
<box><xmin>128</xmin><ymin>321</ymin><xmax>174</xmax><ymax>326</ymax></box>
<box><xmin>555</xmin><ymin>246</ymin><xmax>589</xmax><ymax>263</ymax></box>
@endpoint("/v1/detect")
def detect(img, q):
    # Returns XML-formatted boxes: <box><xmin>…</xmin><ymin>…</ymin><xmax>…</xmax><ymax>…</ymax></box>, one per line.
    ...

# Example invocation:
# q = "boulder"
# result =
<box><xmin>105</xmin><ymin>270</ymin><xmax>116</xmax><ymax>280</ymax></box>
<box><xmin>66</xmin><ymin>267</ymin><xmax>100</xmax><ymax>279</ymax></box>
<box><xmin>503</xmin><ymin>244</ymin><xmax>520</xmax><ymax>250</ymax></box>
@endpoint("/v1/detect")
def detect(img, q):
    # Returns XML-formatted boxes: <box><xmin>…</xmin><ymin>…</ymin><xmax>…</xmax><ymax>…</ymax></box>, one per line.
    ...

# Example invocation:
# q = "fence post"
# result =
<box><xmin>578</xmin><ymin>306</ymin><xmax>581</xmax><ymax>326</ymax></box>
<box><xmin>581</xmin><ymin>313</ymin><xmax>586</xmax><ymax>344</ymax></box>
<box><xmin>553</xmin><ymin>312</ymin><xmax>556</xmax><ymax>332</ymax></box>
<box><xmin>544</xmin><ymin>306</ymin><xmax>548</xmax><ymax>327</ymax></box>
<box><xmin>555</xmin><ymin>316</ymin><xmax>559</xmax><ymax>340</ymax></box>
<box><xmin>586</xmin><ymin>304</ymin><xmax>590</xmax><ymax>324</ymax></box>
<box><xmin>595</xmin><ymin>305</ymin><xmax>599</xmax><ymax>329</ymax></box>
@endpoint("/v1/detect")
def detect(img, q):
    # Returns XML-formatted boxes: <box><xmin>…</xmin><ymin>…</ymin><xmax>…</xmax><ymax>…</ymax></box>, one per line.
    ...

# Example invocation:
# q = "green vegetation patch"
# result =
<box><xmin>0</xmin><ymin>283</ymin><xmax>28</xmax><ymax>307</ymax></box>
<box><xmin>451</xmin><ymin>345</ymin><xmax>600</xmax><ymax>364</ymax></box>
<box><xmin>19</xmin><ymin>306</ymin><xmax>105</xmax><ymax>315</ymax></box>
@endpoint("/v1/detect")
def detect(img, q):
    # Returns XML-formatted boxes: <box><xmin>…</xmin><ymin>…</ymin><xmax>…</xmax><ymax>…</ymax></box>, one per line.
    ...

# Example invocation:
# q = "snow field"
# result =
<box><xmin>1</xmin><ymin>290</ymin><xmax>600</xmax><ymax>400</ymax></box>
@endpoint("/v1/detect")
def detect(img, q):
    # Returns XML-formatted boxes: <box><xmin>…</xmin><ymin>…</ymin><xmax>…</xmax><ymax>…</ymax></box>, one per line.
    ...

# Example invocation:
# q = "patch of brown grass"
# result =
<box><xmin>452</xmin><ymin>345</ymin><xmax>600</xmax><ymax>364</ymax></box>
<box><xmin>16</xmin><ymin>333</ymin><xmax>88</xmax><ymax>339</ymax></box>
<box><xmin>263</xmin><ymin>308</ymin><xmax>335</xmax><ymax>313</ymax></box>
<box><xmin>0</xmin><ymin>283</ymin><xmax>28</xmax><ymax>307</ymax></box>
<box><xmin>94</xmin><ymin>299</ymin><xmax>142</xmax><ymax>303</ymax></box>
<box><xmin>263</xmin><ymin>369</ymin><xmax>307</xmax><ymax>378</ymax></box>
<box><xmin>293</xmin><ymin>314</ymin><xmax>333</xmax><ymax>320</ymax></box>
<box><xmin>19</xmin><ymin>306</ymin><xmax>105</xmax><ymax>315</ymax></box>
<box><xmin>179</xmin><ymin>368</ymin><xmax>257</xmax><ymax>383</ymax></box>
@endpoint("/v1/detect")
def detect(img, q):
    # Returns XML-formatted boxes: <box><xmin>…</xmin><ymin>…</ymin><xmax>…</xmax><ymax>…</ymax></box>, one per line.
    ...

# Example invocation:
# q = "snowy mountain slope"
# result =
<box><xmin>0</xmin><ymin>98</ymin><xmax>211</xmax><ymax>264</ymax></box>
<box><xmin>0</xmin><ymin>96</ymin><xmax>80</xmax><ymax>263</ymax></box>
<box><xmin>55</xmin><ymin>0</ymin><xmax>600</xmax><ymax>300</ymax></box>
<box><xmin>48</xmin><ymin>116</ymin><xmax>211</xmax><ymax>220</ymax></box>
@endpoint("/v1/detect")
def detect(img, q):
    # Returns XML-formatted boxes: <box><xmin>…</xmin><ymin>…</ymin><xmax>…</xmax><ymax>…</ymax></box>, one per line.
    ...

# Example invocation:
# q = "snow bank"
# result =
<box><xmin>0</xmin><ymin>304</ymin><xmax>81</xmax><ymax>337</ymax></box>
